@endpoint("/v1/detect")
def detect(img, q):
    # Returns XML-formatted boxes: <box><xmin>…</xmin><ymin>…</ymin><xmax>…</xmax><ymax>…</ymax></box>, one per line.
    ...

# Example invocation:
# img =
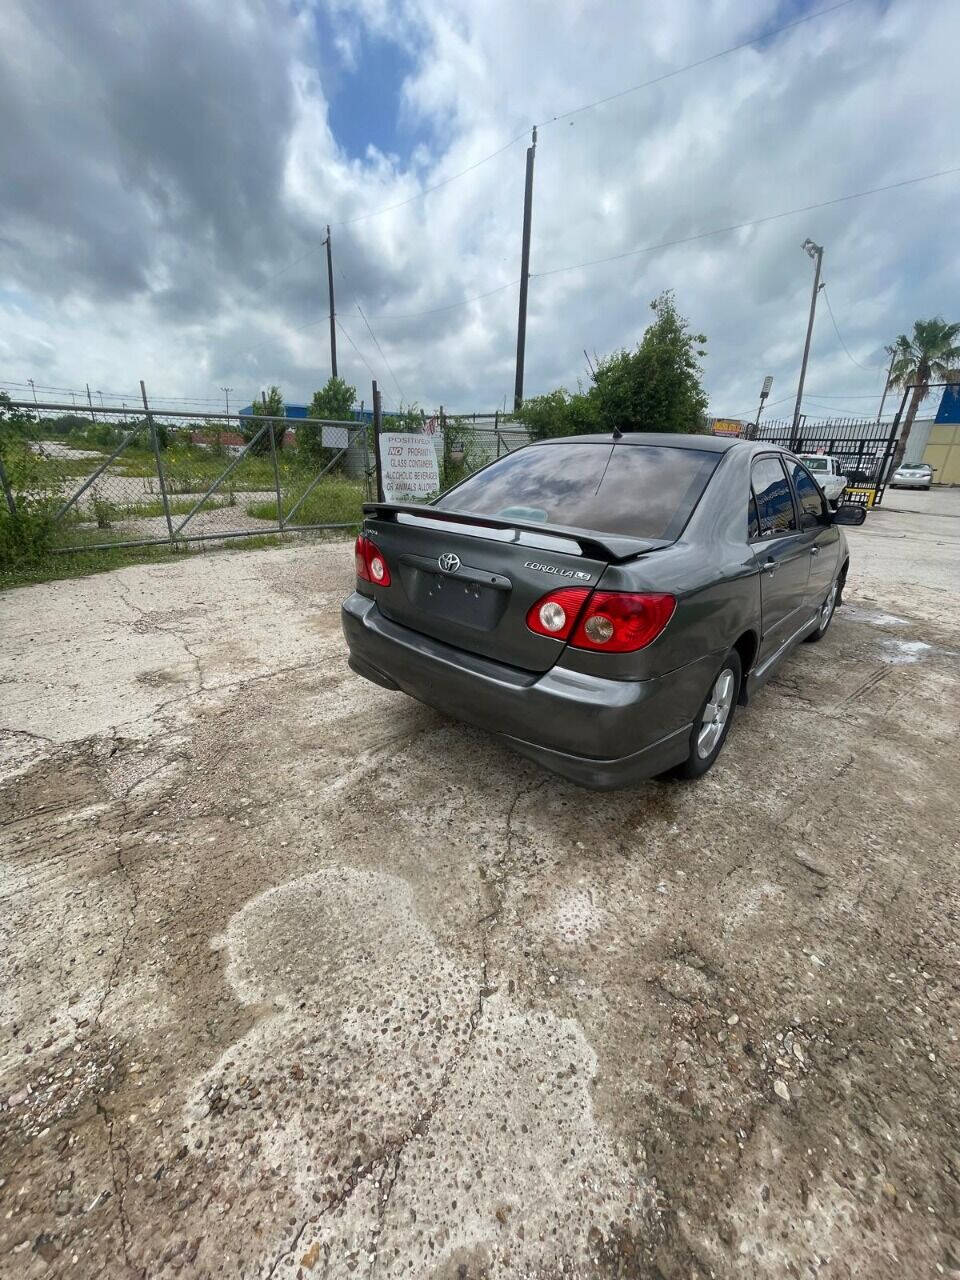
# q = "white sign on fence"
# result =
<box><xmin>320</xmin><ymin>424</ymin><xmax>350</xmax><ymax>449</ymax></box>
<box><xmin>381</xmin><ymin>432</ymin><xmax>440</xmax><ymax>502</ymax></box>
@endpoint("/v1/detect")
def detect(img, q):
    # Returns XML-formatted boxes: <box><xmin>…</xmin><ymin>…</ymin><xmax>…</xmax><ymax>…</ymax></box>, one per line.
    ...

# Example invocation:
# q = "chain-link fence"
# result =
<box><xmin>433</xmin><ymin>414</ymin><xmax>531</xmax><ymax>490</ymax></box>
<box><xmin>0</xmin><ymin>395</ymin><xmax>541</xmax><ymax>577</ymax></box>
<box><xmin>0</xmin><ymin>400</ymin><xmax>371</xmax><ymax>564</ymax></box>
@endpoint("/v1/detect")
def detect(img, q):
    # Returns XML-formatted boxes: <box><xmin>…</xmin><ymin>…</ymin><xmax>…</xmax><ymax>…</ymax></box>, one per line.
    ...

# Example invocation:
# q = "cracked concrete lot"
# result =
<box><xmin>1</xmin><ymin>488</ymin><xmax>959</xmax><ymax>1279</ymax></box>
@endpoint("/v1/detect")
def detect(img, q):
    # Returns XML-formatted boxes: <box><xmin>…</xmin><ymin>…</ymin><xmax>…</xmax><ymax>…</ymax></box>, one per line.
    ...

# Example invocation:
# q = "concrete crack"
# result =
<box><xmin>93</xmin><ymin>799</ymin><xmax>141</xmax><ymax>1032</ymax></box>
<box><xmin>95</xmin><ymin>1098</ymin><xmax>141</xmax><ymax>1277</ymax></box>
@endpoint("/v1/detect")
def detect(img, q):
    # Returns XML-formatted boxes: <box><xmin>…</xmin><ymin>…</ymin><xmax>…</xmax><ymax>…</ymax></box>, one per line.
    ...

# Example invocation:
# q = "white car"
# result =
<box><xmin>890</xmin><ymin>462</ymin><xmax>934</xmax><ymax>490</ymax></box>
<box><xmin>798</xmin><ymin>454</ymin><xmax>847</xmax><ymax>506</ymax></box>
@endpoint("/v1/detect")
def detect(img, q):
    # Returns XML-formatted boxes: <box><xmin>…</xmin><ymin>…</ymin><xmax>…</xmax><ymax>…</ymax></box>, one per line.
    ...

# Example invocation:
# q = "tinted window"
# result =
<box><xmin>435</xmin><ymin>443</ymin><xmax>720</xmax><ymax>540</ymax></box>
<box><xmin>751</xmin><ymin>457</ymin><xmax>797</xmax><ymax>536</ymax></box>
<box><xmin>748</xmin><ymin>490</ymin><xmax>760</xmax><ymax>540</ymax></box>
<box><xmin>790</xmin><ymin>460</ymin><xmax>826</xmax><ymax>529</ymax></box>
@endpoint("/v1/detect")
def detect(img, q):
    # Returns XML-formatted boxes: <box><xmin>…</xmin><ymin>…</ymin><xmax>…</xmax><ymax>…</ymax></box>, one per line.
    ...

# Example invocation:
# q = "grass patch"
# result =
<box><xmin>246</xmin><ymin>476</ymin><xmax>365</xmax><ymax>526</ymax></box>
<box><xmin>0</xmin><ymin>530</ymin><xmax>321</xmax><ymax>591</ymax></box>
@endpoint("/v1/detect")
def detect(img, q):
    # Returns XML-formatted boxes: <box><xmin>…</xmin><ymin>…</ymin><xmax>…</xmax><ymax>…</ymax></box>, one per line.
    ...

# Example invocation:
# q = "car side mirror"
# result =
<box><xmin>833</xmin><ymin>502</ymin><xmax>867</xmax><ymax>526</ymax></box>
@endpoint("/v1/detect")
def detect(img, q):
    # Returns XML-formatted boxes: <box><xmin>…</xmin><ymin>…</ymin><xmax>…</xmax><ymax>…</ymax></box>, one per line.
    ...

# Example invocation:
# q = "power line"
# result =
<box><xmin>532</xmin><ymin>165</ymin><xmax>960</xmax><ymax>279</ymax></box>
<box><xmin>334</xmin><ymin>319</ymin><xmax>397</xmax><ymax>407</ymax></box>
<box><xmin>331</xmin><ymin>262</ymin><xmax>406</xmax><ymax>401</ymax></box>
<box><xmin>541</xmin><ymin>0</ymin><xmax>858</xmax><ymax>127</ymax></box>
<box><xmin>355</xmin><ymin>301</ymin><xmax>405</xmax><ymax>402</ymax></box>
<box><xmin>821</xmin><ymin>286</ymin><xmax>884</xmax><ymax>373</ymax></box>
<box><xmin>366</xmin><ymin>280</ymin><xmax>521</xmax><ymax>322</ymax></box>
<box><xmin>320</xmin><ymin>0</ymin><xmax>858</xmax><ymax>230</ymax></box>
<box><xmin>335</xmin><ymin>133</ymin><xmax>531</xmax><ymax>228</ymax></box>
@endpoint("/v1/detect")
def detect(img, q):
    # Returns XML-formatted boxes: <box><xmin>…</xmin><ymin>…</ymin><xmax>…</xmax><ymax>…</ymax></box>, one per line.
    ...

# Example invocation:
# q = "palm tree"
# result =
<box><xmin>887</xmin><ymin>318</ymin><xmax>960</xmax><ymax>470</ymax></box>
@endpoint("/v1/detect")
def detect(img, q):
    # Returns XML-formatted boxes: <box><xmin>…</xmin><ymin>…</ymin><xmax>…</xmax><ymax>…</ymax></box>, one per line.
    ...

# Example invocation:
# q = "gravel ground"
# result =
<box><xmin>1</xmin><ymin>493</ymin><xmax>958</xmax><ymax>1279</ymax></box>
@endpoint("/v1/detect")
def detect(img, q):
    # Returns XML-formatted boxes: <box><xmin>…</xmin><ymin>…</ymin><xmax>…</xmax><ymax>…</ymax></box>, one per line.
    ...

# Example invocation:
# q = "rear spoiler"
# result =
<box><xmin>361</xmin><ymin>502</ymin><xmax>669</xmax><ymax>563</ymax></box>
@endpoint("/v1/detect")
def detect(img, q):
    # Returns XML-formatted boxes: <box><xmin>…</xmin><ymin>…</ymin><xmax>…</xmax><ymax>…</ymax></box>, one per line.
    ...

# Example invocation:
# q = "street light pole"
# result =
<box><xmin>792</xmin><ymin>238</ymin><xmax>824</xmax><ymax>447</ymax></box>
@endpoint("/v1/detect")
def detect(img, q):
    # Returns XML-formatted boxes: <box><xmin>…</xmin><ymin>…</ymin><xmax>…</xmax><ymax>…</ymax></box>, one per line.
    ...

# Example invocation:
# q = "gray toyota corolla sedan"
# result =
<box><xmin>342</xmin><ymin>433</ymin><xmax>865</xmax><ymax>788</ymax></box>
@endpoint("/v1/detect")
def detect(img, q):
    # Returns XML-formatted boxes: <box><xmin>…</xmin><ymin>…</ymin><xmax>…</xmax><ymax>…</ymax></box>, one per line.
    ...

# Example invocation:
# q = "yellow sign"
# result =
<box><xmin>843</xmin><ymin>485</ymin><xmax>876</xmax><ymax>508</ymax></box>
<box><xmin>713</xmin><ymin>419</ymin><xmax>743</xmax><ymax>437</ymax></box>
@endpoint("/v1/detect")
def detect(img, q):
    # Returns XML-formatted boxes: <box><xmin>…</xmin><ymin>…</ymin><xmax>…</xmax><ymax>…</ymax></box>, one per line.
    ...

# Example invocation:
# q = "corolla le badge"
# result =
<box><xmin>524</xmin><ymin>560</ymin><xmax>592</xmax><ymax>581</ymax></box>
<box><xmin>438</xmin><ymin>552</ymin><xmax>461</xmax><ymax>573</ymax></box>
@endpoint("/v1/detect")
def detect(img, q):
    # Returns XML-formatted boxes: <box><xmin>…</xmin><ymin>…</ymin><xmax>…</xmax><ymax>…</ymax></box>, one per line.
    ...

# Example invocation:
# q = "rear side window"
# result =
<box><xmin>435</xmin><ymin>443</ymin><xmax>720</xmax><ymax>541</ymax></box>
<box><xmin>789</xmin><ymin>460</ymin><xmax>827</xmax><ymax>529</ymax></box>
<box><xmin>751</xmin><ymin>456</ymin><xmax>797</xmax><ymax>536</ymax></box>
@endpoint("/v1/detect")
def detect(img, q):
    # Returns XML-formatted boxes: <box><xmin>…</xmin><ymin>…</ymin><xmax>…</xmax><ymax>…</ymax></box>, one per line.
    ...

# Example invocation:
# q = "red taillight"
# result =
<box><xmin>354</xmin><ymin>534</ymin><xmax>391</xmax><ymax>586</ymax></box>
<box><xmin>525</xmin><ymin>587</ymin><xmax>592</xmax><ymax>639</ymax></box>
<box><xmin>570</xmin><ymin>591</ymin><xmax>675</xmax><ymax>652</ymax></box>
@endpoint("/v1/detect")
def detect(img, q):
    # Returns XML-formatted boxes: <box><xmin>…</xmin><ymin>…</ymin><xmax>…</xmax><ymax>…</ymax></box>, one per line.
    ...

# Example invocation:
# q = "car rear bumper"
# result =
<box><xmin>342</xmin><ymin>592</ymin><xmax>716</xmax><ymax>789</ymax></box>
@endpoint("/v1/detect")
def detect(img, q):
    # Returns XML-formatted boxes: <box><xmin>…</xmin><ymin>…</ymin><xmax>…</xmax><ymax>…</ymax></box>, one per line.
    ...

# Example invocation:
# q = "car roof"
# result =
<box><xmin>532</xmin><ymin>431</ymin><xmax>743</xmax><ymax>453</ymax></box>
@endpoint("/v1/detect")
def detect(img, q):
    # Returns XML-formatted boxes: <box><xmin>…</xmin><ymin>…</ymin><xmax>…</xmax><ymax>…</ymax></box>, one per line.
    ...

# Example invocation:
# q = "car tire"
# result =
<box><xmin>804</xmin><ymin>571</ymin><xmax>843</xmax><ymax>643</ymax></box>
<box><xmin>670</xmin><ymin>649</ymin><xmax>742</xmax><ymax>780</ymax></box>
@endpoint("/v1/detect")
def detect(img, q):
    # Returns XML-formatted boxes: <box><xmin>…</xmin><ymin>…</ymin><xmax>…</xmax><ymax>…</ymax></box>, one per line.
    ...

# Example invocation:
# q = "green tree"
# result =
<box><xmin>301</xmin><ymin>377</ymin><xmax>357</xmax><ymax>462</ymax></box>
<box><xmin>309</xmin><ymin>376</ymin><xmax>356</xmax><ymax>421</ymax></box>
<box><xmin>887</xmin><ymin>318</ymin><xmax>960</xmax><ymax>470</ymax></box>
<box><xmin>245</xmin><ymin>385</ymin><xmax>285</xmax><ymax>455</ymax></box>
<box><xmin>592</xmin><ymin>291</ymin><xmax>707</xmax><ymax>434</ymax></box>
<box><xmin>520</xmin><ymin>388</ymin><xmax>599</xmax><ymax>440</ymax></box>
<box><xmin>518</xmin><ymin>291</ymin><xmax>707</xmax><ymax>439</ymax></box>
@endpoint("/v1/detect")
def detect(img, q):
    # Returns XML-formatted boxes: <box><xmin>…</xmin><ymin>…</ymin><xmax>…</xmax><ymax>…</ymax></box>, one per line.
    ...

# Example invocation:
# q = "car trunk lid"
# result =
<box><xmin>361</xmin><ymin>503</ymin><xmax>668</xmax><ymax>673</ymax></box>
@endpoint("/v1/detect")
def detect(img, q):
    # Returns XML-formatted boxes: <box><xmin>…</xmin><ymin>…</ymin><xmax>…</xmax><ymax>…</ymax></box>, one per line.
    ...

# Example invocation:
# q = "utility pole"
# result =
<box><xmin>86</xmin><ymin>382</ymin><xmax>96</xmax><ymax>423</ymax></box>
<box><xmin>325</xmin><ymin>225</ymin><xmax>338</xmax><ymax>379</ymax></box>
<box><xmin>27</xmin><ymin>378</ymin><xmax>38</xmax><ymax>405</ymax></box>
<box><xmin>876</xmin><ymin>348</ymin><xmax>897</xmax><ymax>424</ymax></box>
<box><xmin>513</xmin><ymin>126</ymin><xmax>537</xmax><ymax>413</ymax></box>
<box><xmin>791</xmin><ymin>238</ymin><xmax>823</xmax><ymax>446</ymax></box>
<box><xmin>220</xmin><ymin>386</ymin><xmax>233</xmax><ymax>416</ymax></box>
<box><xmin>97</xmin><ymin>390</ymin><xmax>105</xmax><ymax>411</ymax></box>
<box><xmin>752</xmin><ymin>375</ymin><xmax>773</xmax><ymax>438</ymax></box>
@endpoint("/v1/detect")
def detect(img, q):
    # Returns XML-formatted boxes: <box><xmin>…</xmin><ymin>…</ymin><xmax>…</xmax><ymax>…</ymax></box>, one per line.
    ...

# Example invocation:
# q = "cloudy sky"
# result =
<box><xmin>1</xmin><ymin>0</ymin><xmax>958</xmax><ymax>419</ymax></box>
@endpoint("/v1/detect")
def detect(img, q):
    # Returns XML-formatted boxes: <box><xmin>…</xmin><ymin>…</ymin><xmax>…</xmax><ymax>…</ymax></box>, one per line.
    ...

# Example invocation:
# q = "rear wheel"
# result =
<box><xmin>805</xmin><ymin>570</ymin><xmax>843</xmax><ymax>643</ymax></box>
<box><xmin>671</xmin><ymin>649</ymin><xmax>742</xmax><ymax>780</ymax></box>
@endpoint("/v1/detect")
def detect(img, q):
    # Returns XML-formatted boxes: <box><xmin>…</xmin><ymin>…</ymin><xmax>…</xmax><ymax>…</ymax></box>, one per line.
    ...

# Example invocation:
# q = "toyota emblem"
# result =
<box><xmin>438</xmin><ymin>552</ymin><xmax>461</xmax><ymax>573</ymax></box>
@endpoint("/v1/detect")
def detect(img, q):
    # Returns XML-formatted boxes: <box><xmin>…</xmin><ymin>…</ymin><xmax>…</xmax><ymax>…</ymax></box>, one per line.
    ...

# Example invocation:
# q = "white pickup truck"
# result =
<box><xmin>798</xmin><ymin>454</ymin><xmax>848</xmax><ymax>506</ymax></box>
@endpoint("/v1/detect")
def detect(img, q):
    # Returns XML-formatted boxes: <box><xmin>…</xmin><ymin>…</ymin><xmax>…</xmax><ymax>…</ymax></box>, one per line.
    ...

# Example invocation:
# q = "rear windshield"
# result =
<box><xmin>434</xmin><ymin>442</ymin><xmax>720</xmax><ymax>540</ymax></box>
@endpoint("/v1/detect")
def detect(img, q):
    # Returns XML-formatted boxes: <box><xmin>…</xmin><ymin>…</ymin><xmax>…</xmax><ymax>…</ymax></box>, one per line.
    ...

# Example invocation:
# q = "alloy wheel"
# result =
<box><xmin>697</xmin><ymin>667</ymin><xmax>735</xmax><ymax>759</ymax></box>
<box><xmin>819</xmin><ymin>579</ymin><xmax>839</xmax><ymax>631</ymax></box>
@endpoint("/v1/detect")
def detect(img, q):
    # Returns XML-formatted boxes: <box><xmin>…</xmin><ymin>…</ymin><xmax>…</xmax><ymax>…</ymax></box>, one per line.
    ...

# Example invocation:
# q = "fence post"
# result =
<box><xmin>372</xmin><ymin>380</ymin><xmax>385</xmax><ymax>502</ymax></box>
<box><xmin>0</xmin><ymin>452</ymin><xmax>17</xmax><ymax>516</ymax></box>
<box><xmin>359</xmin><ymin>416</ymin><xmax>372</xmax><ymax>501</ymax></box>
<box><xmin>269</xmin><ymin>421</ymin><xmax>284</xmax><ymax>531</ymax></box>
<box><xmin>140</xmin><ymin>381</ymin><xmax>175</xmax><ymax>546</ymax></box>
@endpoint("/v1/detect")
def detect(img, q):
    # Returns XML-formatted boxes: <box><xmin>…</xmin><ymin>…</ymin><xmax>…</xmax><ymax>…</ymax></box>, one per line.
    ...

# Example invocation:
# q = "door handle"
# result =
<box><xmin>810</xmin><ymin>545</ymin><xmax>820</xmax><ymax>556</ymax></box>
<box><xmin>763</xmin><ymin>558</ymin><xmax>777</xmax><ymax>576</ymax></box>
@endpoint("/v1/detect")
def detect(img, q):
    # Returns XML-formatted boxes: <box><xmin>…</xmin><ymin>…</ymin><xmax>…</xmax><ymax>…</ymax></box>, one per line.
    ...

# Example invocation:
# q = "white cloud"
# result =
<box><xmin>1</xmin><ymin>0</ymin><xmax>959</xmax><ymax>419</ymax></box>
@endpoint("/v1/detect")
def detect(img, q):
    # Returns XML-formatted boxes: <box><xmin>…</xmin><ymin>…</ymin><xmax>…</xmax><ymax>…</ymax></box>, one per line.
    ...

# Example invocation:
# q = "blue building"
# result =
<box><xmin>238</xmin><ymin>402</ymin><xmax>378</xmax><ymax>423</ymax></box>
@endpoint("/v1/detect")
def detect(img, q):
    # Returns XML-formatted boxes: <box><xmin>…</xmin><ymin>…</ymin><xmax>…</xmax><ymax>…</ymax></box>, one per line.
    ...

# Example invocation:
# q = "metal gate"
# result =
<box><xmin>753</xmin><ymin>414</ymin><xmax>899</xmax><ymax>507</ymax></box>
